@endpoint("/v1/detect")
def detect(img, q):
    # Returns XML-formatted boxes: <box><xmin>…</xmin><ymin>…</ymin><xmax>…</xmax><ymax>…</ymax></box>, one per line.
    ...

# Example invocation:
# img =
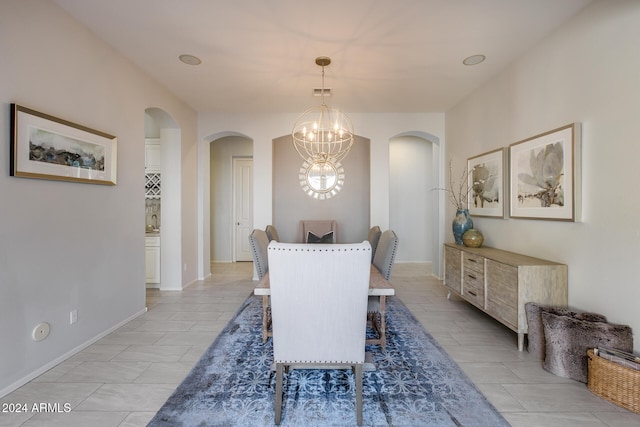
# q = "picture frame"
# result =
<box><xmin>10</xmin><ymin>104</ymin><xmax>117</xmax><ymax>185</ymax></box>
<box><xmin>509</xmin><ymin>123</ymin><xmax>581</xmax><ymax>221</ymax></box>
<box><xmin>467</xmin><ymin>148</ymin><xmax>507</xmax><ymax>218</ymax></box>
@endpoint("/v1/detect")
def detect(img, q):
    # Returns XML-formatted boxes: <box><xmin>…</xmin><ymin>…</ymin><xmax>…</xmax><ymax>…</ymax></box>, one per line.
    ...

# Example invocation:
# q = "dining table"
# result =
<box><xmin>253</xmin><ymin>264</ymin><xmax>395</xmax><ymax>349</ymax></box>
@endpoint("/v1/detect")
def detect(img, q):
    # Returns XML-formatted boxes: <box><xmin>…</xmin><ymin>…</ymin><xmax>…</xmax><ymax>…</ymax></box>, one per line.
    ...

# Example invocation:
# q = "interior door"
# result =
<box><xmin>233</xmin><ymin>157</ymin><xmax>253</xmax><ymax>261</ymax></box>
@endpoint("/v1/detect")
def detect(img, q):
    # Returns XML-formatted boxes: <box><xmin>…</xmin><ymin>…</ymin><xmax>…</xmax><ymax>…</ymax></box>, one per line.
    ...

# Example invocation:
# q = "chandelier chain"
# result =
<box><xmin>320</xmin><ymin>64</ymin><xmax>326</xmax><ymax>105</ymax></box>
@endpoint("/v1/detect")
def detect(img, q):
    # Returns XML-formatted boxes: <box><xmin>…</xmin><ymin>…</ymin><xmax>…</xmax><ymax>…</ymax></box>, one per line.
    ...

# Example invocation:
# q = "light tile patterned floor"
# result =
<box><xmin>1</xmin><ymin>262</ymin><xmax>639</xmax><ymax>426</ymax></box>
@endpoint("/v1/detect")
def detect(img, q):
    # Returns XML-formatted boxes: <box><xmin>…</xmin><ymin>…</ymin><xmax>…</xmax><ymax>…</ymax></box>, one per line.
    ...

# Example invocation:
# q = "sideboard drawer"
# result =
<box><xmin>463</xmin><ymin>267</ymin><xmax>484</xmax><ymax>308</ymax></box>
<box><xmin>463</xmin><ymin>253</ymin><xmax>484</xmax><ymax>274</ymax></box>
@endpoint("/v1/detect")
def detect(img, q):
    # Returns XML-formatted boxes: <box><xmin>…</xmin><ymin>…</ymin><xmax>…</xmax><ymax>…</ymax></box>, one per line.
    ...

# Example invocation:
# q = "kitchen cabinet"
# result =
<box><xmin>145</xmin><ymin>235</ymin><xmax>160</xmax><ymax>285</ymax></box>
<box><xmin>145</xmin><ymin>138</ymin><xmax>161</xmax><ymax>173</ymax></box>
<box><xmin>443</xmin><ymin>243</ymin><xmax>567</xmax><ymax>351</ymax></box>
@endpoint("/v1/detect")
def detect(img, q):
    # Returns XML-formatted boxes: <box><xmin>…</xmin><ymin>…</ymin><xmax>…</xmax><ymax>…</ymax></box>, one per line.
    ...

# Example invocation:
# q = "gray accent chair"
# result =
<box><xmin>248</xmin><ymin>229</ymin><xmax>270</xmax><ymax>279</ymax></box>
<box><xmin>250</xmin><ymin>229</ymin><xmax>272</xmax><ymax>341</ymax></box>
<box><xmin>265</xmin><ymin>224</ymin><xmax>280</xmax><ymax>242</ymax></box>
<box><xmin>367</xmin><ymin>230</ymin><xmax>399</xmax><ymax>345</ymax></box>
<box><xmin>366</xmin><ymin>226</ymin><xmax>382</xmax><ymax>261</ymax></box>
<box><xmin>372</xmin><ymin>230</ymin><xmax>399</xmax><ymax>281</ymax></box>
<box><xmin>268</xmin><ymin>241</ymin><xmax>372</xmax><ymax>426</ymax></box>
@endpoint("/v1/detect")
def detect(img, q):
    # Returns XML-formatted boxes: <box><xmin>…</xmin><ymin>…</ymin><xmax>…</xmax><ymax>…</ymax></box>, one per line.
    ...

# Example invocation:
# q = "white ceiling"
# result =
<box><xmin>53</xmin><ymin>0</ymin><xmax>592</xmax><ymax>114</ymax></box>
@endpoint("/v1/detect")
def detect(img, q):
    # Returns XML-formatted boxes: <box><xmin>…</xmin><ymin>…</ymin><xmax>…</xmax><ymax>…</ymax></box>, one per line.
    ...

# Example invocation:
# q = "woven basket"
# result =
<box><xmin>587</xmin><ymin>349</ymin><xmax>640</xmax><ymax>414</ymax></box>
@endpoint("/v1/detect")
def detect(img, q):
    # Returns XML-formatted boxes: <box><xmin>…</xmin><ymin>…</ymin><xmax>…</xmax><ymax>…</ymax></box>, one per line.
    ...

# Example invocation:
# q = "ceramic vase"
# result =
<box><xmin>452</xmin><ymin>208</ymin><xmax>473</xmax><ymax>245</ymax></box>
<box><xmin>462</xmin><ymin>228</ymin><xmax>484</xmax><ymax>248</ymax></box>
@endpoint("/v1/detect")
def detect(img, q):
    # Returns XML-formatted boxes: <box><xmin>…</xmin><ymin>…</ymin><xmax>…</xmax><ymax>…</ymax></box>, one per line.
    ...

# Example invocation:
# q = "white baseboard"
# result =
<box><xmin>0</xmin><ymin>307</ymin><xmax>148</xmax><ymax>399</ymax></box>
<box><xmin>182</xmin><ymin>277</ymin><xmax>200</xmax><ymax>290</ymax></box>
<box><xmin>199</xmin><ymin>272</ymin><xmax>212</xmax><ymax>281</ymax></box>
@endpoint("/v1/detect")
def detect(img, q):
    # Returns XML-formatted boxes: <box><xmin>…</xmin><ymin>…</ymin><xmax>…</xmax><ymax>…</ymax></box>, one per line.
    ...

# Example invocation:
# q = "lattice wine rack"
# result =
<box><xmin>145</xmin><ymin>173</ymin><xmax>161</xmax><ymax>197</ymax></box>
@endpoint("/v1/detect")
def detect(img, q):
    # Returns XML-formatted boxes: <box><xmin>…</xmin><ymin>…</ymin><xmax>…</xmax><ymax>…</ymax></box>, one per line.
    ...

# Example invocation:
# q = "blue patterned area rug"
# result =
<box><xmin>148</xmin><ymin>295</ymin><xmax>509</xmax><ymax>427</ymax></box>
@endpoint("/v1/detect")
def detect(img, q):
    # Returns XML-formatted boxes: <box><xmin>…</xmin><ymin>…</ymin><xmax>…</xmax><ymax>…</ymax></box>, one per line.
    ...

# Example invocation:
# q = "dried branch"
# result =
<box><xmin>433</xmin><ymin>159</ymin><xmax>474</xmax><ymax>210</ymax></box>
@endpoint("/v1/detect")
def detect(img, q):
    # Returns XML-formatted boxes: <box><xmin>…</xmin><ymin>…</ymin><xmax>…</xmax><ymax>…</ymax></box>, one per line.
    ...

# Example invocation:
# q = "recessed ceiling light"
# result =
<box><xmin>463</xmin><ymin>54</ymin><xmax>486</xmax><ymax>66</ymax></box>
<box><xmin>179</xmin><ymin>54</ymin><xmax>202</xmax><ymax>65</ymax></box>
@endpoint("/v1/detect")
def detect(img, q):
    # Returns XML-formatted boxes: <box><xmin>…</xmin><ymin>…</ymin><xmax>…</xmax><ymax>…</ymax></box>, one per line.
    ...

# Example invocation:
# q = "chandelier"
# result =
<box><xmin>292</xmin><ymin>57</ymin><xmax>354</xmax><ymax>165</ymax></box>
<box><xmin>292</xmin><ymin>57</ymin><xmax>353</xmax><ymax>199</ymax></box>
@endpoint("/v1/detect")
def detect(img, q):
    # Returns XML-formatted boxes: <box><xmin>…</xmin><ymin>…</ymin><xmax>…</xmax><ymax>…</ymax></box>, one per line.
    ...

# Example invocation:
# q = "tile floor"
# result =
<box><xmin>1</xmin><ymin>262</ymin><xmax>639</xmax><ymax>426</ymax></box>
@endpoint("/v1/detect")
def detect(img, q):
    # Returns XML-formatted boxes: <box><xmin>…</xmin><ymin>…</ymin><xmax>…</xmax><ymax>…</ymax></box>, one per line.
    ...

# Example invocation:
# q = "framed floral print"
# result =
<box><xmin>467</xmin><ymin>148</ymin><xmax>506</xmax><ymax>218</ymax></box>
<box><xmin>509</xmin><ymin>123</ymin><xmax>581</xmax><ymax>221</ymax></box>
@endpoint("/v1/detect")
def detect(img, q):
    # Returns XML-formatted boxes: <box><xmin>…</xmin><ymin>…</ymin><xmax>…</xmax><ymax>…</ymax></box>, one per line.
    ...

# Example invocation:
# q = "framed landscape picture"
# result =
<box><xmin>10</xmin><ymin>104</ymin><xmax>117</xmax><ymax>185</ymax></box>
<box><xmin>509</xmin><ymin>123</ymin><xmax>581</xmax><ymax>221</ymax></box>
<box><xmin>467</xmin><ymin>148</ymin><xmax>506</xmax><ymax>218</ymax></box>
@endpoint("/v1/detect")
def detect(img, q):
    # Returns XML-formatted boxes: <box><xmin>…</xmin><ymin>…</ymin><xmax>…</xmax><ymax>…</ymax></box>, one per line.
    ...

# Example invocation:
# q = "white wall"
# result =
<box><xmin>390</xmin><ymin>136</ymin><xmax>433</xmax><ymax>262</ymax></box>
<box><xmin>198</xmin><ymin>113</ymin><xmax>445</xmax><ymax>274</ymax></box>
<box><xmin>160</xmin><ymin>128</ymin><xmax>184</xmax><ymax>290</ymax></box>
<box><xmin>0</xmin><ymin>1</ymin><xmax>197</xmax><ymax>395</ymax></box>
<box><xmin>446</xmin><ymin>0</ymin><xmax>640</xmax><ymax>351</ymax></box>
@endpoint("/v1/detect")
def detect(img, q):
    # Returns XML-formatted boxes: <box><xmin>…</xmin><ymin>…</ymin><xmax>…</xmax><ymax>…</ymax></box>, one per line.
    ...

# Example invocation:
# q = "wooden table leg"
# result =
<box><xmin>261</xmin><ymin>295</ymin><xmax>269</xmax><ymax>343</ymax></box>
<box><xmin>379</xmin><ymin>296</ymin><xmax>387</xmax><ymax>350</ymax></box>
<box><xmin>365</xmin><ymin>296</ymin><xmax>388</xmax><ymax>349</ymax></box>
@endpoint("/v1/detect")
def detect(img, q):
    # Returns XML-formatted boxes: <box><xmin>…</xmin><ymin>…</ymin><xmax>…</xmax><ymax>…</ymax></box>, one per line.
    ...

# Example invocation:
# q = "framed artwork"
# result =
<box><xmin>467</xmin><ymin>148</ymin><xmax>506</xmax><ymax>218</ymax></box>
<box><xmin>10</xmin><ymin>104</ymin><xmax>117</xmax><ymax>185</ymax></box>
<box><xmin>509</xmin><ymin>123</ymin><xmax>581</xmax><ymax>221</ymax></box>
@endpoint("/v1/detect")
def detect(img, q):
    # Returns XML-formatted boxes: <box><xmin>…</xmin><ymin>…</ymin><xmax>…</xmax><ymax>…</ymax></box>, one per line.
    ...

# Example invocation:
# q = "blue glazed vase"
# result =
<box><xmin>452</xmin><ymin>208</ymin><xmax>473</xmax><ymax>245</ymax></box>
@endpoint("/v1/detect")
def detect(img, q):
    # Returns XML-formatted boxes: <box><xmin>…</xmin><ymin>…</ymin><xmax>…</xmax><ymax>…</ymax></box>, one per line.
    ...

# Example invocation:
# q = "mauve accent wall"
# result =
<box><xmin>272</xmin><ymin>135</ymin><xmax>370</xmax><ymax>244</ymax></box>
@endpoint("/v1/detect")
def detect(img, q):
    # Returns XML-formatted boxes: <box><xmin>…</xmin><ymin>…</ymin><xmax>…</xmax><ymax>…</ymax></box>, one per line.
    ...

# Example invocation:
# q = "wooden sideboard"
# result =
<box><xmin>443</xmin><ymin>243</ymin><xmax>568</xmax><ymax>351</ymax></box>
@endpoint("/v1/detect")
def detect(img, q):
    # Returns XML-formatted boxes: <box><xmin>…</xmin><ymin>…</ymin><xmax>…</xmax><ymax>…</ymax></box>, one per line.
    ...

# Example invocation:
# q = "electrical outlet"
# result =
<box><xmin>70</xmin><ymin>309</ymin><xmax>77</xmax><ymax>325</ymax></box>
<box><xmin>32</xmin><ymin>322</ymin><xmax>50</xmax><ymax>341</ymax></box>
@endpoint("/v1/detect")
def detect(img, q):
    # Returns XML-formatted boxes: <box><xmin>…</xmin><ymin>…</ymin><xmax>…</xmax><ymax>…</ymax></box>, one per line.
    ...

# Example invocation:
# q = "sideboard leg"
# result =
<box><xmin>446</xmin><ymin>290</ymin><xmax>451</xmax><ymax>300</ymax></box>
<box><xmin>518</xmin><ymin>333</ymin><xmax>525</xmax><ymax>352</ymax></box>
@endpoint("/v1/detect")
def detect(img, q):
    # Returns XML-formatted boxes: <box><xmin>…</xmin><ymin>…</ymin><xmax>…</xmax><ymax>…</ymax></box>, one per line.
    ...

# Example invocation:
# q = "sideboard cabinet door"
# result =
<box><xmin>444</xmin><ymin>245</ymin><xmax>462</xmax><ymax>295</ymax></box>
<box><xmin>485</xmin><ymin>260</ymin><xmax>518</xmax><ymax>330</ymax></box>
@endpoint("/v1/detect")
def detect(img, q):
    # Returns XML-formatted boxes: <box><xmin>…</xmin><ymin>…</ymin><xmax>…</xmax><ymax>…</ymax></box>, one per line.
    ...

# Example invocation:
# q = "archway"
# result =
<box><xmin>208</xmin><ymin>134</ymin><xmax>253</xmax><ymax>262</ymax></box>
<box><xmin>389</xmin><ymin>131</ymin><xmax>443</xmax><ymax>276</ymax></box>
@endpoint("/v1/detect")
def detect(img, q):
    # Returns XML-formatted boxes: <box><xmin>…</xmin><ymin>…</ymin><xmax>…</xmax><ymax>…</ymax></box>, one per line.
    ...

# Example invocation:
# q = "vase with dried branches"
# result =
<box><xmin>435</xmin><ymin>159</ymin><xmax>474</xmax><ymax>245</ymax></box>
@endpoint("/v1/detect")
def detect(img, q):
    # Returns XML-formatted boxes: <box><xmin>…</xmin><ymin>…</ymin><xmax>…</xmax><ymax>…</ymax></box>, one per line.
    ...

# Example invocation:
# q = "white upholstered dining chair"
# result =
<box><xmin>268</xmin><ymin>241</ymin><xmax>372</xmax><ymax>426</ymax></box>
